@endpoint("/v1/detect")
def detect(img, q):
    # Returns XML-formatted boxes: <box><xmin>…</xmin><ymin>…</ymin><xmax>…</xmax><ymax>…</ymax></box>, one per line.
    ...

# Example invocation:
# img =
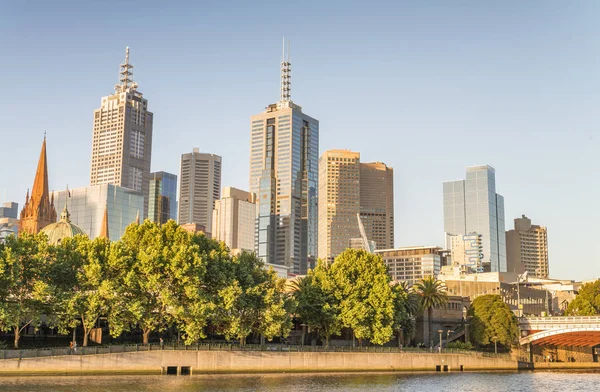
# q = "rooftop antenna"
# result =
<box><xmin>115</xmin><ymin>46</ymin><xmax>137</xmax><ymax>93</ymax></box>
<box><xmin>280</xmin><ymin>37</ymin><xmax>291</xmax><ymax>103</ymax></box>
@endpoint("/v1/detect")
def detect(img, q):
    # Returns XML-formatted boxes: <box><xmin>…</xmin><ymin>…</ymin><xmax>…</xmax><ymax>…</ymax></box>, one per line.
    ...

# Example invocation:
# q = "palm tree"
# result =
<box><xmin>413</xmin><ymin>276</ymin><xmax>448</xmax><ymax>346</ymax></box>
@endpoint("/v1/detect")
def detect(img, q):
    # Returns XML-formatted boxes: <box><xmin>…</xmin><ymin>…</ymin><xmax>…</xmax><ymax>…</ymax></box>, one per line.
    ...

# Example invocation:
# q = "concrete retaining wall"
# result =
<box><xmin>0</xmin><ymin>351</ymin><xmax>518</xmax><ymax>375</ymax></box>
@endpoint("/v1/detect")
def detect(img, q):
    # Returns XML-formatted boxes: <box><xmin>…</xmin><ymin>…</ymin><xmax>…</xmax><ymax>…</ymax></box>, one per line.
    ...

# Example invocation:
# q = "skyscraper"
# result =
<box><xmin>20</xmin><ymin>136</ymin><xmax>57</xmax><ymax>235</ymax></box>
<box><xmin>178</xmin><ymin>149</ymin><xmax>221</xmax><ymax>236</ymax></box>
<box><xmin>249</xmin><ymin>42</ymin><xmax>319</xmax><ymax>275</ymax></box>
<box><xmin>443</xmin><ymin>165</ymin><xmax>506</xmax><ymax>272</ymax></box>
<box><xmin>318</xmin><ymin>150</ymin><xmax>394</xmax><ymax>263</ymax></box>
<box><xmin>506</xmin><ymin>215</ymin><xmax>549</xmax><ymax>277</ymax></box>
<box><xmin>212</xmin><ymin>187</ymin><xmax>257</xmax><ymax>253</ymax></box>
<box><xmin>0</xmin><ymin>202</ymin><xmax>20</xmax><ymax>241</ymax></box>
<box><xmin>360</xmin><ymin>161</ymin><xmax>394</xmax><ymax>250</ymax></box>
<box><xmin>318</xmin><ymin>150</ymin><xmax>361</xmax><ymax>264</ymax></box>
<box><xmin>148</xmin><ymin>171</ymin><xmax>178</xmax><ymax>225</ymax></box>
<box><xmin>90</xmin><ymin>47</ymin><xmax>153</xmax><ymax>218</ymax></box>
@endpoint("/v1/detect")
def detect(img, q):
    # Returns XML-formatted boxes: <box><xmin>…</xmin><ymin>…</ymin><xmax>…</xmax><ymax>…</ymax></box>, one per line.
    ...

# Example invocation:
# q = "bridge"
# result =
<box><xmin>519</xmin><ymin>316</ymin><xmax>600</xmax><ymax>347</ymax></box>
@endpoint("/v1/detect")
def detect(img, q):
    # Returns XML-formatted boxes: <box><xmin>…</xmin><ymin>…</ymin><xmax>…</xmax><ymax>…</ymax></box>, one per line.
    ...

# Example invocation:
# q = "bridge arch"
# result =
<box><xmin>520</xmin><ymin>327</ymin><xmax>600</xmax><ymax>346</ymax></box>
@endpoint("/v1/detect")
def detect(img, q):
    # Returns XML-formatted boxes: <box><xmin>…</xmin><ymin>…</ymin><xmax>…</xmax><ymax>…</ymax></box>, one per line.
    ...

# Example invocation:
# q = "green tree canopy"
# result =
<box><xmin>391</xmin><ymin>281</ymin><xmax>419</xmax><ymax>346</ymax></box>
<box><xmin>468</xmin><ymin>294</ymin><xmax>518</xmax><ymax>347</ymax></box>
<box><xmin>292</xmin><ymin>260</ymin><xmax>341</xmax><ymax>346</ymax></box>
<box><xmin>0</xmin><ymin>233</ymin><xmax>55</xmax><ymax>348</ymax></box>
<box><xmin>330</xmin><ymin>249</ymin><xmax>395</xmax><ymax>345</ymax></box>
<box><xmin>566</xmin><ymin>280</ymin><xmax>600</xmax><ymax>316</ymax></box>
<box><xmin>214</xmin><ymin>252</ymin><xmax>294</xmax><ymax>345</ymax></box>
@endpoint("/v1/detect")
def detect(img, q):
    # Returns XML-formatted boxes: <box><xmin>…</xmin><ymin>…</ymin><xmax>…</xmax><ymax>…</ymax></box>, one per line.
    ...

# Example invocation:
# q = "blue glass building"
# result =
<box><xmin>148</xmin><ymin>171</ymin><xmax>178</xmax><ymax>225</ymax></box>
<box><xmin>443</xmin><ymin>165</ymin><xmax>506</xmax><ymax>272</ymax></box>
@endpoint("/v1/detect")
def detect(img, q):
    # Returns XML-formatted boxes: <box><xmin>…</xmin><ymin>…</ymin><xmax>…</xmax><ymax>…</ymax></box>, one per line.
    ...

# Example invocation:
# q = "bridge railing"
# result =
<box><xmin>0</xmin><ymin>343</ymin><xmax>513</xmax><ymax>360</ymax></box>
<box><xmin>520</xmin><ymin>316</ymin><xmax>600</xmax><ymax>324</ymax></box>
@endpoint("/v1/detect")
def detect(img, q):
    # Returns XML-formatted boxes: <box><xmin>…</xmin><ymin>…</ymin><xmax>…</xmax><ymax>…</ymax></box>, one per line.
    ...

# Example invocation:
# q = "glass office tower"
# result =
<box><xmin>249</xmin><ymin>44</ymin><xmax>318</xmax><ymax>275</ymax></box>
<box><xmin>148</xmin><ymin>171</ymin><xmax>178</xmax><ymax>224</ymax></box>
<box><xmin>443</xmin><ymin>165</ymin><xmax>506</xmax><ymax>272</ymax></box>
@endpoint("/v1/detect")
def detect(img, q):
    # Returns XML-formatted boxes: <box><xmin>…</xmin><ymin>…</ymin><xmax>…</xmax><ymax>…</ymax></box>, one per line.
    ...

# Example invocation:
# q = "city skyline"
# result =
<box><xmin>1</xmin><ymin>2</ymin><xmax>599</xmax><ymax>280</ymax></box>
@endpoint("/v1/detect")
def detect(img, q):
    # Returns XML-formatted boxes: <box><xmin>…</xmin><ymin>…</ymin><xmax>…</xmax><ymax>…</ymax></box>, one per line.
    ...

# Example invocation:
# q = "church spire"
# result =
<box><xmin>19</xmin><ymin>135</ymin><xmax>57</xmax><ymax>235</ymax></box>
<box><xmin>31</xmin><ymin>135</ymin><xmax>49</xmax><ymax>204</ymax></box>
<box><xmin>99</xmin><ymin>204</ymin><xmax>109</xmax><ymax>240</ymax></box>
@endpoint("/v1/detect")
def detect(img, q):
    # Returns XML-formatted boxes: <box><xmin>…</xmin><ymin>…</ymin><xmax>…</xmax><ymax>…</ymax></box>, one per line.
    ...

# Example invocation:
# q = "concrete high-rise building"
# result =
<box><xmin>318</xmin><ymin>150</ymin><xmax>361</xmax><ymax>264</ymax></box>
<box><xmin>51</xmin><ymin>184</ymin><xmax>143</xmax><ymax>241</ymax></box>
<box><xmin>0</xmin><ymin>202</ymin><xmax>18</xmax><ymax>219</ymax></box>
<box><xmin>249</xmin><ymin>42</ymin><xmax>319</xmax><ymax>275</ymax></box>
<box><xmin>178</xmin><ymin>149</ymin><xmax>221</xmax><ymax>236</ymax></box>
<box><xmin>212</xmin><ymin>187</ymin><xmax>257</xmax><ymax>253</ymax></box>
<box><xmin>20</xmin><ymin>136</ymin><xmax>57</xmax><ymax>235</ymax></box>
<box><xmin>506</xmin><ymin>215</ymin><xmax>549</xmax><ymax>278</ymax></box>
<box><xmin>90</xmin><ymin>48</ymin><xmax>153</xmax><ymax>219</ymax></box>
<box><xmin>318</xmin><ymin>150</ymin><xmax>394</xmax><ymax>263</ymax></box>
<box><xmin>375</xmin><ymin>246</ymin><xmax>443</xmax><ymax>284</ymax></box>
<box><xmin>148</xmin><ymin>171</ymin><xmax>178</xmax><ymax>225</ymax></box>
<box><xmin>443</xmin><ymin>165</ymin><xmax>506</xmax><ymax>272</ymax></box>
<box><xmin>360</xmin><ymin>162</ymin><xmax>394</xmax><ymax>250</ymax></box>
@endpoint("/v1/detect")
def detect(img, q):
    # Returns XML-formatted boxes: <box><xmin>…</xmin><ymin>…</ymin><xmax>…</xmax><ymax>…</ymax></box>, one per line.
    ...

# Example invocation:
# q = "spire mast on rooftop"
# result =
<box><xmin>115</xmin><ymin>46</ymin><xmax>138</xmax><ymax>93</ymax></box>
<box><xmin>280</xmin><ymin>37</ymin><xmax>291</xmax><ymax>103</ymax></box>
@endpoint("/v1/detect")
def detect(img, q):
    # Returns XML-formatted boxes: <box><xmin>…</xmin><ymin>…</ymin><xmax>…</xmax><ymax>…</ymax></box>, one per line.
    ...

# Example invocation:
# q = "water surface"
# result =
<box><xmin>1</xmin><ymin>371</ymin><xmax>599</xmax><ymax>391</ymax></box>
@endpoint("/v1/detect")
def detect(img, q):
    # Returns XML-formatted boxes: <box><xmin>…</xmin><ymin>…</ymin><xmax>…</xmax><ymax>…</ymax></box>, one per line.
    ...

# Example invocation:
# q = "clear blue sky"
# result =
<box><xmin>1</xmin><ymin>1</ymin><xmax>598</xmax><ymax>281</ymax></box>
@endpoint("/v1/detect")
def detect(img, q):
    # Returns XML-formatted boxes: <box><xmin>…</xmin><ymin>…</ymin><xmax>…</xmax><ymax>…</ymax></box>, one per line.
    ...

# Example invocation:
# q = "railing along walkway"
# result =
<box><xmin>0</xmin><ymin>343</ymin><xmax>512</xmax><ymax>360</ymax></box>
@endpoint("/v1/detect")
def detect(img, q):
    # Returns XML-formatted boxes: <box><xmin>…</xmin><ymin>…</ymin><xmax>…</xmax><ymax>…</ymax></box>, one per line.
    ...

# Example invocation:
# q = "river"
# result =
<box><xmin>1</xmin><ymin>371</ymin><xmax>599</xmax><ymax>391</ymax></box>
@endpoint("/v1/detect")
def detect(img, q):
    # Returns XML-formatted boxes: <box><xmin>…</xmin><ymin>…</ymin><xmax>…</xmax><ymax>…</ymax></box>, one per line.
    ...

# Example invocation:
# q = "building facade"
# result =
<box><xmin>212</xmin><ymin>187</ymin><xmax>256</xmax><ymax>253</ymax></box>
<box><xmin>360</xmin><ymin>162</ymin><xmax>394</xmax><ymax>250</ymax></box>
<box><xmin>90</xmin><ymin>48</ymin><xmax>153</xmax><ymax>218</ymax></box>
<box><xmin>178</xmin><ymin>149</ymin><xmax>221</xmax><ymax>236</ymax></box>
<box><xmin>249</xmin><ymin>46</ymin><xmax>319</xmax><ymax>275</ymax></box>
<box><xmin>506</xmin><ymin>215</ymin><xmax>549</xmax><ymax>277</ymax></box>
<box><xmin>375</xmin><ymin>246</ymin><xmax>443</xmax><ymax>284</ymax></box>
<box><xmin>443</xmin><ymin>165</ymin><xmax>506</xmax><ymax>272</ymax></box>
<box><xmin>51</xmin><ymin>184</ymin><xmax>143</xmax><ymax>241</ymax></box>
<box><xmin>447</xmin><ymin>232</ymin><xmax>484</xmax><ymax>273</ymax></box>
<box><xmin>20</xmin><ymin>136</ymin><xmax>57</xmax><ymax>235</ymax></box>
<box><xmin>318</xmin><ymin>150</ymin><xmax>361</xmax><ymax>264</ymax></box>
<box><xmin>0</xmin><ymin>202</ymin><xmax>19</xmax><ymax>241</ymax></box>
<box><xmin>148</xmin><ymin>171</ymin><xmax>178</xmax><ymax>225</ymax></box>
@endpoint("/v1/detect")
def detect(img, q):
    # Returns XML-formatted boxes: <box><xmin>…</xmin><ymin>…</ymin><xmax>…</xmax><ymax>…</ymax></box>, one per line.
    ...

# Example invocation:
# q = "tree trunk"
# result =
<box><xmin>13</xmin><ymin>326</ymin><xmax>20</xmax><ymax>349</ymax></box>
<box><xmin>83</xmin><ymin>329</ymin><xmax>89</xmax><ymax>347</ymax></box>
<box><xmin>325</xmin><ymin>333</ymin><xmax>329</xmax><ymax>347</ymax></box>
<box><xmin>428</xmin><ymin>307</ymin><xmax>433</xmax><ymax>347</ymax></box>
<box><xmin>398</xmin><ymin>329</ymin><xmax>403</xmax><ymax>347</ymax></box>
<box><xmin>239</xmin><ymin>336</ymin><xmax>246</xmax><ymax>346</ymax></box>
<box><xmin>143</xmin><ymin>329</ymin><xmax>151</xmax><ymax>345</ymax></box>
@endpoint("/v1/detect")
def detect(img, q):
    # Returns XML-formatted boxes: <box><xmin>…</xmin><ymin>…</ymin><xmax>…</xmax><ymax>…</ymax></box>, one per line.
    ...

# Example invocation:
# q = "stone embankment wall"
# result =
<box><xmin>0</xmin><ymin>351</ymin><xmax>517</xmax><ymax>375</ymax></box>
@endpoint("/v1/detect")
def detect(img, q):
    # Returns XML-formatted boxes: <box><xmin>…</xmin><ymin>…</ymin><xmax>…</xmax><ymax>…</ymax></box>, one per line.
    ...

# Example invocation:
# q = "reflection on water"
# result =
<box><xmin>1</xmin><ymin>371</ymin><xmax>600</xmax><ymax>392</ymax></box>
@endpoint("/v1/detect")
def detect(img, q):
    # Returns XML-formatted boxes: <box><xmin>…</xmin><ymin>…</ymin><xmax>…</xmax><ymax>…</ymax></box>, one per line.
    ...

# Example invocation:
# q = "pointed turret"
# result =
<box><xmin>19</xmin><ymin>135</ymin><xmax>57</xmax><ymax>235</ymax></box>
<box><xmin>99</xmin><ymin>205</ymin><xmax>109</xmax><ymax>240</ymax></box>
<box><xmin>135</xmin><ymin>210</ymin><xmax>140</xmax><ymax>225</ymax></box>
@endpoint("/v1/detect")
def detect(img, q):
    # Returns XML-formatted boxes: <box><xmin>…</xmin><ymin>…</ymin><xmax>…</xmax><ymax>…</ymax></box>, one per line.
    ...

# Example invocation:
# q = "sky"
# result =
<box><xmin>0</xmin><ymin>1</ymin><xmax>598</xmax><ymax>281</ymax></box>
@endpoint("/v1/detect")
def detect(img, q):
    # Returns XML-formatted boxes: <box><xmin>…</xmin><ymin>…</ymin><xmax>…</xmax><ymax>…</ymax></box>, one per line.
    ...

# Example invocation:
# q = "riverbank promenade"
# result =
<box><xmin>0</xmin><ymin>343</ymin><xmax>520</xmax><ymax>375</ymax></box>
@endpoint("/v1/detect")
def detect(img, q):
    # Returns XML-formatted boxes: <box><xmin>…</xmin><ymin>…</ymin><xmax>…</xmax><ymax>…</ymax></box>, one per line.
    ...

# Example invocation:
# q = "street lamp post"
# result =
<box><xmin>438</xmin><ymin>329</ymin><xmax>443</xmax><ymax>353</ymax></box>
<box><xmin>492</xmin><ymin>336</ymin><xmax>498</xmax><ymax>354</ymax></box>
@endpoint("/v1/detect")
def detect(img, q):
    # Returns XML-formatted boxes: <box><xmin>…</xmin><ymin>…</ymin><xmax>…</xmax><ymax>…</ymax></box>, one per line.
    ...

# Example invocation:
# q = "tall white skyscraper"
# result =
<box><xmin>178</xmin><ymin>149</ymin><xmax>221</xmax><ymax>236</ymax></box>
<box><xmin>90</xmin><ymin>48</ymin><xmax>153</xmax><ymax>218</ymax></box>
<box><xmin>249</xmin><ymin>41</ymin><xmax>319</xmax><ymax>275</ymax></box>
<box><xmin>443</xmin><ymin>165</ymin><xmax>506</xmax><ymax>272</ymax></box>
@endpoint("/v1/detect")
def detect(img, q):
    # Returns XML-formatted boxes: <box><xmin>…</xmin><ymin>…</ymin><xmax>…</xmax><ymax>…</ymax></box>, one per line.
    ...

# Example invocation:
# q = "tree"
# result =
<box><xmin>413</xmin><ymin>275</ymin><xmax>448</xmax><ymax>346</ymax></box>
<box><xmin>215</xmin><ymin>252</ymin><xmax>293</xmax><ymax>345</ymax></box>
<box><xmin>330</xmin><ymin>249</ymin><xmax>395</xmax><ymax>346</ymax></box>
<box><xmin>468</xmin><ymin>294</ymin><xmax>518</xmax><ymax>348</ymax></box>
<box><xmin>566</xmin><ymin>280</ymin><xmax>600</xmax><ymax>316</ymax></box>
<box><xmin>391</xmin><ymin>281</ymin><xmax>419</xmax><ymax>346</ymax></box>
<box><xmin>0</xmin><ymin>233</ymin><xmax>54</xmax><ymax>348</ymax></box>
<box><xmin>292</xmin><ymin>261</ymin><xmax>341</xmax><ymax>346</ymax></box>
<box><xmin>111</xmin><ymin>220</ymin><xmax>211</xmax><ymax>344</ymax></box>
<box><xmin>54</xmin><ymin>236</ymin><xmax>114</xmax><ymax>346</ymax></box>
